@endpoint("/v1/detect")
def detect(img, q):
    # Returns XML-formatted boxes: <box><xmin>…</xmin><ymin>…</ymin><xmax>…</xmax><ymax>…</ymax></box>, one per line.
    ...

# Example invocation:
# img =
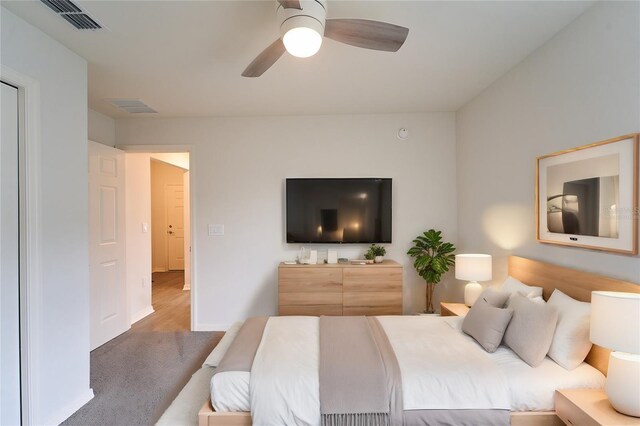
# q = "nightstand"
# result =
<box><xmin>555</xmin><ymin>389</ymin><xmax>640</xmax><ymax>426</ymax></box>
<box><xmin>439</xmin><ymin>302</ymin><xmax>469</xmax><ymax>317</ymax></box>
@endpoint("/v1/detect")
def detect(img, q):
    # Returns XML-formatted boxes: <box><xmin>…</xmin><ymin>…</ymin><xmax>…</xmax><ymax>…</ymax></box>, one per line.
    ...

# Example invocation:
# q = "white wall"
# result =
<box><xmin>88</xmin><ymin>108</ymin><xmax>116</xmax><ymax>147</ymax></box>
<box><xmin>117</xmin><ymin>112</ymin><xmax>458</xmax><ymax>328</ymax></box>
<box><xmin>125</xmin><ymin>153</ymin><xmax>154</xmax><ymax>323</ymax></box>
<box><xmin>1</xmin><ymin>8</ymin><xmax>92</xmax><ymax>425</ymax></box>
<box><xmin>456</xmin><ymin>1</ymin><xmax>640</xmax><ymax>292</ymax></box>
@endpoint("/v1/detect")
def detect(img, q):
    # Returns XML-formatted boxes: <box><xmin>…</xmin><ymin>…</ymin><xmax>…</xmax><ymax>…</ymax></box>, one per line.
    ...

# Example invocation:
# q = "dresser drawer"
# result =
<box><xmin>279</xmin><ymin>305</ymin><xmax>343</xmax><ymax>316</ymax></box>
<box><xmin>343</xmin><ymin>267</ymin><xmax>402</xmax><ymax>292</ymax></box>
<box><xmin>279</xmin><ymin>292</ymin><xmax>342</xmax><ymax>306</ymax></box>
<box><xmin>278</xmin><ymin>267</ymin><xmax>342</xmax><ymax>293</ymax></box>
<box><xmin>343</xmin><ymin>291</ymin><xmax>402</xmax><ymax>316</ymax></box>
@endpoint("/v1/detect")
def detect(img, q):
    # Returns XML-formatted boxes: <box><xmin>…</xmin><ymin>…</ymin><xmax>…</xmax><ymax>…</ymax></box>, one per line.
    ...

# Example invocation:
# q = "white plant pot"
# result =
<box><xmin>374</xmin><ymin>256</ymin><xmax>384</xmax><ymax>263</ymax></box>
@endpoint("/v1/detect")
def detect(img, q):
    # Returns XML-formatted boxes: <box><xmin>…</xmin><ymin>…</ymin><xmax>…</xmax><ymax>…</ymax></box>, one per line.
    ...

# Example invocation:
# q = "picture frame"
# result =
<box><xmin>536</xmin><ymin>134</ymin><xmax>639</xmax><ymax>255</ymax></box>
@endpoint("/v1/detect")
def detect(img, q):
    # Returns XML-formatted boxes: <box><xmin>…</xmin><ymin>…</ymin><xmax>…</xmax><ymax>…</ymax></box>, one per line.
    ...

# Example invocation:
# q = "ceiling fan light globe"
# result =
<box><xmin>283</xmin><ymin>26</ymin><xmax>323</xmax><ymax>58</ymax></box>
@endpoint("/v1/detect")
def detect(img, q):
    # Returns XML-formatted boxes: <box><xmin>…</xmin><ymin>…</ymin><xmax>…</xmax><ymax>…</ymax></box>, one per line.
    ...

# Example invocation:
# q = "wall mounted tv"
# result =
<box><xmin>286</xmin><ymin>178</ymin><xmax>392</xmax><ymax>244</ymax></box>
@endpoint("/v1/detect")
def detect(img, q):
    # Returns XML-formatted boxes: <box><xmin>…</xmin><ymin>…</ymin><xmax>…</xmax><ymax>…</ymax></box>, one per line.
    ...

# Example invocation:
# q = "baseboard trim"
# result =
<box><xmin>45</xmin><ymin>388</ymin><xmax>94</xmax><ymax>426</ymax></box>
<box><xmin>182</xmin><ymin>283</ymin><xmax>191</xmax><ymax>291</ymax></box>
<box><xmin>131</xmin><ymin>306</ymin><xmax>155</xmax><ymax>324</ymax></box>
<box><xmin>152</xmin><ymin>267</ymin><xmax>167</xmax><ymax>273</ymax></box>
<box><xmin>195</xmin><ymin>323</ymin><xmax>233</xmax><ymax>332</ymax></box>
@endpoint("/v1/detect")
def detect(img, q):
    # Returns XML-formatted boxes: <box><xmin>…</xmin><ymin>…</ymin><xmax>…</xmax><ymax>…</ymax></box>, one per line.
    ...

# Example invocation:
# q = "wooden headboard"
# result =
<box><xmin>508</xmin><ymin>256</ymin><xmax>640</xmax><ymax>376</ymax></box>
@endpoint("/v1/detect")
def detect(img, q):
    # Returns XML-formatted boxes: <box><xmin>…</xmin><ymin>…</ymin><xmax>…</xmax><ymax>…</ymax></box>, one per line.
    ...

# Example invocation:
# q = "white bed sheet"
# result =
<box><xmin>444</xmin><ymin>316</ymin><xmax>605</xmax><ymax>411</ymax></box>
<box><xmin>210</xmin><ymin>316</ymin><xmax>605</xmax><ymax>413</ymax></box>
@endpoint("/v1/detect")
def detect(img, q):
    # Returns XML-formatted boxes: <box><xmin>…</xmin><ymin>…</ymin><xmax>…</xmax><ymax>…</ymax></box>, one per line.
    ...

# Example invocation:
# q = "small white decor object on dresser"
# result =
<box><xmin>455</xmin><ymin>254</ymin><xmax>492</xmax><ymax>306</ymax></box>
<box><xmin>590</xmin><ymin>291</ymin><xmax>640</xmax><ymax>417</ymax></box>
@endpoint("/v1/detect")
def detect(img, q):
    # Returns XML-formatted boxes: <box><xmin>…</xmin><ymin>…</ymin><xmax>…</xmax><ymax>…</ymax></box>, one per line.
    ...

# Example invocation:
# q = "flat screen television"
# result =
<box><xmin>286</xmin><ymin>178</ymin><xmax>392</xmax><ymax>243</ymax></box>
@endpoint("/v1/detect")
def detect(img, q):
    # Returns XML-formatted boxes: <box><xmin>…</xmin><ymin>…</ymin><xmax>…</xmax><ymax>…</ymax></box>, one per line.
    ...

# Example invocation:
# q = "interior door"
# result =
<box><xmin>1</xmin><ymin>81</ymin><xmax>21</xmax><ymax>426</ymax></box>
<box><xmin>89</xmin><ymin>141</ymin><xmax>129</xmax><ymax>350</ymax></box>
<box><xmin>166</xmin><ymin>184</ymin><xmax>184</xmax><ymax>270</ymax></box>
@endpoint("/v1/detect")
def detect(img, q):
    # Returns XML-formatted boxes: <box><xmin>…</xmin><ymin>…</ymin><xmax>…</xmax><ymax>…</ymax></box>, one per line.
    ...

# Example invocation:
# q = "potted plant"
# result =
<box><xmin>366</xmin><ymin>244</ymin><xmax>386</xmax><ymax>263</ymax></box>
<box><xmin>407</xmin><ymin>229</ymin><xmax>456</xmax><ymax>314</ymax></box>
<box><xmin>364</xmin><ymin>251</ymin><xmax>375</xmax><ymax>264</ymax></box>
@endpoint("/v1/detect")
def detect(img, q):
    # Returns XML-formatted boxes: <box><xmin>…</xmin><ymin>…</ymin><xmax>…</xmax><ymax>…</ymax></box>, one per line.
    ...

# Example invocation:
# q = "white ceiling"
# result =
<box><xmin>3</xmin><ymin>0</ymin><xmax>594</xmax><ymax>118</ymax></box>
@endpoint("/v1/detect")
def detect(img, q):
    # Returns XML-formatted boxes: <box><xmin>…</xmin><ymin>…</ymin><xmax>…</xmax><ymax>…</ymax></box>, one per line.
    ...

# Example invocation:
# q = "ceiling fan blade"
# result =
<box><xmin>242</xmin><ymin>39</ymin><xmax>286</xmax><ymax>77</ymax></box>
<box><xmin>277</xmin><ymin>0</ymin><xmax>302</xmax><ymax>10</ymax></box>
<box><xmin>324</xmin><ymin>19</ymin><xmax>409</xmax><ymax>52</ymax></box>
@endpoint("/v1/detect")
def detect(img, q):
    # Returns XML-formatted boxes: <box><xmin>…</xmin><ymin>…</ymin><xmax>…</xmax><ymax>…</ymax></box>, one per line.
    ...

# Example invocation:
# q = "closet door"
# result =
<box><xmin>1</xmin><ymin>81</ymin><xmax>21</xmax><ymax>425</ymax></box>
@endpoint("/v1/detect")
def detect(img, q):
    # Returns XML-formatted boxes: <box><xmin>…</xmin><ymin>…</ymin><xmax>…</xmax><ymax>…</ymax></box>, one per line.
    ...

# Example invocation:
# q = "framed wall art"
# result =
<box><xmin>536</xmin><ymin>133</ymin><xmax>639</xmax><ymax>254</ymax></box>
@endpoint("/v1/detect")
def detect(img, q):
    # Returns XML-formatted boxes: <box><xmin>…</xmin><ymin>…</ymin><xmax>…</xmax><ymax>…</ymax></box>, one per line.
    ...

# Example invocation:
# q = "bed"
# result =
<box><xmin>198</xmin><ymin>256</ymin><xmax>640</xmax><ymax>426</ymax></box>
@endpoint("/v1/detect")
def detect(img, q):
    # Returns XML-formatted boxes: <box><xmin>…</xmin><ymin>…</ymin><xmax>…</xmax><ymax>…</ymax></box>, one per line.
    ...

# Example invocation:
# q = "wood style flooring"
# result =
<box><xmin>133</xmin><ymin>271</ymin><xmax>191</xmax><ymax>331</ymax></box>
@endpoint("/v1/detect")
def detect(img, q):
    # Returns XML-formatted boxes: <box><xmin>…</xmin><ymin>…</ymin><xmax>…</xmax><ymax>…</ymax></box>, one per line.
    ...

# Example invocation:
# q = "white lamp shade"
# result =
<box><xmin>455</xmin><ymin>254</ymin><xmax>492</xmax><ymax>281</ymax></box>
<box><xmin>590</xmin><ymin>291</ymin><xmax>640</xmax><ymax>354</ymax></box>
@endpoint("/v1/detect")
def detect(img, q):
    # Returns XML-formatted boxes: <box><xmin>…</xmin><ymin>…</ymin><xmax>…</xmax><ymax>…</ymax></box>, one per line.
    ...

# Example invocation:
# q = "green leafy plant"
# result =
<box><xmin>364</xmin><ymin>251</ymin><xmax>375</xmax><ymax>261</ymax></box>
<box><xmin>366</xmin><ymin>244</ymin><xmax>386</xmax><ymax>257</ymax></box>
<box><xmin>407</xmin><ymin>229</ymin><xmax>456</xmax><ymax>313</ymax></box>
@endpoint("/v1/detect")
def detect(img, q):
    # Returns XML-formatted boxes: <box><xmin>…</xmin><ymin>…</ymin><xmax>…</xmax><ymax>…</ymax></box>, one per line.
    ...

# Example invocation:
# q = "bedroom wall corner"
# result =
<box><xmin>455</xmin><ymin>0</ymin><xmax>640</xmax><ymax>289</ymax></box>
<box><xmin>1</xmin><ymin>7</ymin><xmax>92</xmax><ymax>425</ymax></box>
<box><xmin>88</xmin><ymin>108</ymin><xmax>116</xmax><ymax>147</ymax></box>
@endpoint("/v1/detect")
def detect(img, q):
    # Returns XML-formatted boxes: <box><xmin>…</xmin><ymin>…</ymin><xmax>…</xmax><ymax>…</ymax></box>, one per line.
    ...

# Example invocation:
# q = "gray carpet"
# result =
<box><xmin>62</xmin><ymin>331</ymin><xmax>221</xmax><ymax>426</ymax></box>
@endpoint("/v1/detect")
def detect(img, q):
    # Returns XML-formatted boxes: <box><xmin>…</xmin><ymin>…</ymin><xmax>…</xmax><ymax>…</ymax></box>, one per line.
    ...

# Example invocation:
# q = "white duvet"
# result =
<box><xmin>377</xmin><ymin>315</ymin><xmax>510</xmax><ymax>411</ymax></box>
<box><xmin>211</xmin><ymin>316</ymin><xmax>605</xmax><ymax>424</ymax></box>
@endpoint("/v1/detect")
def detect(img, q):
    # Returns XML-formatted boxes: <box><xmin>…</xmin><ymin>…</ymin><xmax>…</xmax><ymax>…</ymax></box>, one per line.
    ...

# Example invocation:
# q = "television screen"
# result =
<box><xmin>286</xmin><ymin>178</ymin><xmax>392</xmax><ymax>243</ymax></box>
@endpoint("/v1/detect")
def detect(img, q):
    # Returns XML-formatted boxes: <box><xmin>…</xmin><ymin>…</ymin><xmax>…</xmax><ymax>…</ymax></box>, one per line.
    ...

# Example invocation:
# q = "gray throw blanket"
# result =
<box><xmin>214</xmin><ymin>317</ymin><xmax>268</xmax><ymax>375</ymax></box>
<box><xmin>319</xmin><ymin>316</ymin><xmax>403</xmax><ymax>426</ymax></box>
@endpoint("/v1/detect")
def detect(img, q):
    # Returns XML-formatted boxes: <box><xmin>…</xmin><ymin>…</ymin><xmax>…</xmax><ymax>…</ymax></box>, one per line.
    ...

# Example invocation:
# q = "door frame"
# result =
<box><xmin>1</xmin><ymin>65</ymin><xmax>42</xmax><ymax>425</ymax></box>
<box><xmin>118</xmin><ymin>145</ymin><xmax>196</xmax><ymax>331</ymax></box>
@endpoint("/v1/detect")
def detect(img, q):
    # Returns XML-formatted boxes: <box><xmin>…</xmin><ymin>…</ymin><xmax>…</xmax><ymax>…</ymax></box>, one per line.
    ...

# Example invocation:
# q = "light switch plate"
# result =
<box><xmin>208</xmin><ymin>224</ymin><xmax>224</xmax><ymax>236</ymax></box>
<box><xmin>142</xmin><ymin>222</ymin><xmax>149</xmax><ymax>233</ymax></box>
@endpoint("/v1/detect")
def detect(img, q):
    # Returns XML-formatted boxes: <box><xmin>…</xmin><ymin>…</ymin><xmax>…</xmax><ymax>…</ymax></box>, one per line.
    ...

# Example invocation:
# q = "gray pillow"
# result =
<box><xmin>477</xmin><ymin>288</ymin><xmax>511</xmax><ymax>308</ymax></box>
<box><xmin>462</xmin><ymin>299</ymin><xmax>514</xmax><ymax>353</ymax></box>
<box><xmin>504</xmin><ymin>293</ymin><xmax>559</xmax><ymax>367</ymax></box>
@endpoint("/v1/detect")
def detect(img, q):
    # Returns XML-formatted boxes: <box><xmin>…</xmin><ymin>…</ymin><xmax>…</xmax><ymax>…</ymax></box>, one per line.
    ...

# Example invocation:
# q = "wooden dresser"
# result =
<box><xmin>278</xmin><ymin>260</ymin><xmax>403</xmax><ymax>316</ymax></box>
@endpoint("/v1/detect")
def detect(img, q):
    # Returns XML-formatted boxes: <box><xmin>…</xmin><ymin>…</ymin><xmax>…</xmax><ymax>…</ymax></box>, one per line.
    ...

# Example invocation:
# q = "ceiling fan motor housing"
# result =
<box><xmin>277</xmin><ymin>0</ymin><xmax>327</xmax><ymax>38</ymax></box>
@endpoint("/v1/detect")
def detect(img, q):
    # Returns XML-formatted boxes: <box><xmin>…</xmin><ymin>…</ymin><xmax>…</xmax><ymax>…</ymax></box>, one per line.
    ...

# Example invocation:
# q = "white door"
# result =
<box><xmin>1</xmin><ymin>82</ymin><xmax>21</xmax><ymax>426</ymax></box>
<box><xmin>166</xmin><ymin>184</ymin><xmax>184</xmax><ymax>271</ymax></box>
<box><xmin>183</xmin><ymin>172</ymin><xmax>191</xmax><ymax>290</ymax></box>
<box><xmin>89</xmin><ymin>141</ymin><xmax>129</xmax><ymax>350</ymax></box>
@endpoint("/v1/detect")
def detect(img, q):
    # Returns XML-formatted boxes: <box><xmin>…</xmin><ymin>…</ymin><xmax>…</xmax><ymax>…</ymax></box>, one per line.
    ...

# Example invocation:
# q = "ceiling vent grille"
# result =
<box><xmin>40</xmin><ymin>0</ymin><xmax>102</xmax><ymax>30</ymax></box>
<box><xmin>106</xmin><ymin>99</ymin><xmax>158</xmax><ymax>114</ymax></box>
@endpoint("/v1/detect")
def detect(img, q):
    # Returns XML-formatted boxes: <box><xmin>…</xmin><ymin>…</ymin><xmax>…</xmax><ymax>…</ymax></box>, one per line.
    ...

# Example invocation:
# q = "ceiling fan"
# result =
<box><xmin>242</xmin><ymin>0</ymin><xmax>409</xmax><ymax>77</ymax></box>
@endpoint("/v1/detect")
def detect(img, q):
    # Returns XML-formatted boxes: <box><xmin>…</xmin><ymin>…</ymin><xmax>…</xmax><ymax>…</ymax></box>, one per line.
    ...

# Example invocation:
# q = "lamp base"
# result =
<box><xmin>464</xmin><ymin>281</ymin><xmax>483</xmax><ymax>307</ymax></box>
<box><xmin>605</xmin><ymin>352</ymin><xmax>640</xmax><ymax>417</ymax></box>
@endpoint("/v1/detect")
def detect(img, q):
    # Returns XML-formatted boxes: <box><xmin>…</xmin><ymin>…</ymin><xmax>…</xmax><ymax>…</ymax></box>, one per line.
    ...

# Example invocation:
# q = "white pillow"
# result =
<box><xmin>202</xmin><ymin>321</ymin><xmax>243</xmax><ymax>368</ymax></box>
<box><xmin>547</xmin><ymin>290</ymin><xmax>592</xmax><ymax>370</ymax></box>
<box><xmin>501</xmin><ymin>276</ymin><xmax>544</xmax><ymax>298</ymax></box>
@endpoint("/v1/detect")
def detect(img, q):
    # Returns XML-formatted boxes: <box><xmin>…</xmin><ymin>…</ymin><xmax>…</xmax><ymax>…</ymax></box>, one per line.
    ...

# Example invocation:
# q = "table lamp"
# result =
<box><xmin>455</xmin><ymin>254</ymin><xmax>492</xmax><ymax>306</ymax></box>
<box><xmin>590</xmin><ymin>291</ymin><xmax>640</xmax><ymax>417</ymax></box>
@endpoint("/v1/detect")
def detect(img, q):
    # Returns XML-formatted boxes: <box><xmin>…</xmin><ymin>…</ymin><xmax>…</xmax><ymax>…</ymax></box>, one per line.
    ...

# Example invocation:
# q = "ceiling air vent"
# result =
<box><xmin>106</xmin><ymin>99</ymin><xmax>158</xmax><ymax>114</ymax></box>
<box><xmin>40</xmin><ymin>0</ymin><xmax>102</xmax><ymax>30</ymax></box>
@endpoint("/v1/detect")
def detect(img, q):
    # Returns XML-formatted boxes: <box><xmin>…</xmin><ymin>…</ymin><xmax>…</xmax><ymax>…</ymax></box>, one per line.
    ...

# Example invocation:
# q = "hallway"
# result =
<box><xmin>134</xmin><ymin>271</ymin><xmax>191</xmax><ymax>332</ymax></box>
